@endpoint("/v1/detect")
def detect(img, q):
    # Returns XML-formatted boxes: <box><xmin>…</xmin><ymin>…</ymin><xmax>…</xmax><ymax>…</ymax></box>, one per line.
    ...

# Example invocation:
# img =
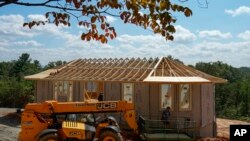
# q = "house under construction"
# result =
<box><xmin>25</xmin><ymin>57</ymin><xmax>227</xmax><ymax>138</ymax></box>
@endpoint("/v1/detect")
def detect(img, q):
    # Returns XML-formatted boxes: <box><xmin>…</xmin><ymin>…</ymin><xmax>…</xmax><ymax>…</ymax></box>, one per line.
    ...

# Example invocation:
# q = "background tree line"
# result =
<box><xmin>0</xmin><ymin>53</ymin><xmax>66</xmax><ymax>108</ymax></box>
<box><xmin>0</xmin><ymin>53</ymin><xmax>249</xmax><ymax>121</ymax></box>
<box><xmin>194</xmin><ymin>62</ymin><xmax>250</xmax><ymax>121</ymax></box>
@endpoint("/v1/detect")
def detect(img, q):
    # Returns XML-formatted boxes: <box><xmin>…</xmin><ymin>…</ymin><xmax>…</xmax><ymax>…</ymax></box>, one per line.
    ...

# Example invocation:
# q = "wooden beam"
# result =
<box><xmin>98</xmin><ymin>58</ymin><xmax>127</xmax><ymax>80</ymax></box>
<box><xmin>120</xmin><ymin>58</ymin><xmax>143</xmax><ymax>81</ymax></box>
<box><xmin>145</xmin><ymin>57</ymin><xmax>163</xmax><ymax>78</ymax></box>
<box><xmin>88</xmin><ymin>58</ymin><xmax>116</xmax><ymax>80</ymax></box>
<box><xmin>55</xmin><ymin>59</ymin><xmax>90</xmax><ymax>80</ymax></box>
<box><xmin>113</xmin><ymin>58</ymin><xmax>141</xmax><ymax>81</ymax></box>
<box><xmin>128</xmin><ymin>58</ymin><xmax>151</xmax><ymax>81</ymax></box>
<box><xmin>136</xmin><ymin>58</ymin><xmax>156</xmax><ymax>81</ymax></box>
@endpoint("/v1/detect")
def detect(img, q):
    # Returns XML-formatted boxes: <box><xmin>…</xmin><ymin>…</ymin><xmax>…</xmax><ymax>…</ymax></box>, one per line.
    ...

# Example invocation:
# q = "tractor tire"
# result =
<box><xmin>39</xmin><ymin>133</ymin><xmax>59</xmax><ymax>141</ymax></box>
<box><xmin>99</xmin><ymin>130</ymin><xmax>123</xmax><ymax>141</ymax></box>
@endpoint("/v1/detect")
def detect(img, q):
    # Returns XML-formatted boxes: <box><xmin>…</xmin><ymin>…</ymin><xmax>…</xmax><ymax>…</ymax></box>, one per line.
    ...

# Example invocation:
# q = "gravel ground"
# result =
<box><xmin>0</xmin><ymin>108</ymin><xmax>20</xmax><ymax>141</ymax></box>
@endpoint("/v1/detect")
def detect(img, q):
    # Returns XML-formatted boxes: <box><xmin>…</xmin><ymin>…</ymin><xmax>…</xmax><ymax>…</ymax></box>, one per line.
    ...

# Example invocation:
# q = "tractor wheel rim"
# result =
<box><xmin>103</xmin><ymin>136</ymin><xmax>115</xmax><ymax>141</ymax></box>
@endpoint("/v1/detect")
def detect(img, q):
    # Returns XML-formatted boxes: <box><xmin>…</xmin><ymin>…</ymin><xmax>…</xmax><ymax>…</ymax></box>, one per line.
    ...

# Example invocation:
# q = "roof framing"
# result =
<box><xmin>25</xmin><ymin>57</ymin><xmax>227</xmax><ymax>83</ymax></box>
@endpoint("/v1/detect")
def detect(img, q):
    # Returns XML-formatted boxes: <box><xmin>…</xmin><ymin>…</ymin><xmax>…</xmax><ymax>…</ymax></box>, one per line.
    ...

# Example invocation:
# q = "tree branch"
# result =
<box><xmin>0</xmin><ymin>2</ymin><xmax>10</xmax><ymax>7</ymax></box>
<box><xmin>0</xmin><ymin>0</ymin><xmax>58</xmax><ymax>7</ymax></box>
<box><xmin>5</xmin><ymin>0</ymin><xmax>120</xmax><ymax>17</ymax></box>
<box><xmin>12</xmin><ymin>0</ymin><xmax>60</xmax><ymax>6</ymax></box>
<box><xmin>0</xmin><ymin>0</ymin><xmax>192</xmax><ymax>43</ymax></box>
<box><xmin>0</xmin><ymin>0</ymin><xmax>17</xmax><ymax>7</ymax></box>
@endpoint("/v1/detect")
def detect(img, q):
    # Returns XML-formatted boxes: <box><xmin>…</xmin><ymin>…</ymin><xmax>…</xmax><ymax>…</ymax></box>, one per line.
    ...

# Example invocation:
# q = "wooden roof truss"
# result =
<box><xmin>28</xmin><ymin>57</ymin><xmax>227</xmax><ymax>83</ymax></box>
<box><xmin>46</xmin><ymin>58</ymin><xmax>159</xmax><ymax>82</ymax></box>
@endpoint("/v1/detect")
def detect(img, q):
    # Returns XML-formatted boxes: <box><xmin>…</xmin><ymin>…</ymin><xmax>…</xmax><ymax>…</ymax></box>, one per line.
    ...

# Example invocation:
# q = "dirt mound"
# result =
<box><xmin>216</xmin><ymin>118</ymin><xmax>250</xmax><ymax>139</ymax></box>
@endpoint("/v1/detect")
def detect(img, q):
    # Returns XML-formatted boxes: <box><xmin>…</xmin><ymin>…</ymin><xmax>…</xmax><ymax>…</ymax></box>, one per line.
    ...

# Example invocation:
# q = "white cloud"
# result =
<box><xmin>0</xmin><ymin>45</ymin><xmax>119</xmax><ymax>66</ymax></box>
<box><xmin>117</xmin><ymin>34</ymin><xmax>165</xmax><ymax>45</ymax></box>
<box><xmin>27</xmin><ymin>14</ymin><xmax>47</xmax><ymax>21</ymax></box>
<box><xmin>165</xmin><ymin>40</ymin><xmax>250</xmax><ymax>67</ymax></box>
<box><xmin>77</xmin><ymin>24</ymin><xmax>90</xmax><ymax>30</ymax></box>
<box><xmin>0</xmin><ymin>14</ymin><xmax>249</xmax><ymax>67</ymax></box>
<box><xmin>1</xmin><ymin>32</ymin><xmax>250</xmax><ymax>67</ymax></box>
<box><xmin>0</xmin><ymin>14</ymin><xmax>24</xmax><ymax>23</ymax></box>
<box><xmin>0</xmin><ymin>14</ymin><xmax>93</xmax><ymax>47</ymax></box>
<box><xmin>173</xmin><ymin>25</ymin><xmax>196</xmax><ymax>43</ymax></box>
<box><xmin>0</xmin><ymin>14</ymin><xmax>35</xmax><ymax>37</ymax></box>
<box><xmin>0</xmin><ymin>14</ymin><xmax>75</xmax><ymax>40</ymax></box>
<box><xmin>198</xmin><ymin>30</ymin><xmax>232</xmax><ymax>40</ymax></box>
<box><xmin>65</xmin><ymin>35</ymin><xmax>114</xmax><ymax>49</ymax></box>
<box><xmin>117</xmin><ymin>25</ymin><xmax>196</xmax><ymax>45</ymax></box>
<box><xmin>13</xmin><ymin>40</ymin><xmax>43</xmax><ymax>47</ymax></box>
<box><xmin>0</xmin><ymin>39</ymin><xmax>8</xmax><ymax>47</ymax></box>
<box><xmin>115</xmin><ymin>34</ymin><xmax>173</xmax><ymax>58</ymax></box>
<box><xmin>225</xmin><ymin>6</ymin><xmax>250</xmax><ymax>17</ymax></box>
<box><xmin>106</xmin><ymin>15</ymin><xmax>117</xmax><ymax>23</ymax></box>
<box><xmin>238</xmin><ymin>30</ymin><xmax>250</xmax><ymax>40</ymax></box>
<box><xmin>115</xmin><ymin>33</ymin><xmax>250</xmax><ymax>67</ymax></box>
<box><xmin>0</xmin><ymin>14</ymin><xmax>80</xmax><ymax>47</ymax></box>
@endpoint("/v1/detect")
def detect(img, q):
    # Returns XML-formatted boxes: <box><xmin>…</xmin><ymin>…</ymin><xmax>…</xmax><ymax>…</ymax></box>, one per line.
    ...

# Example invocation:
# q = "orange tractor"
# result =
<box><xmin>18</xmin><ymin>100</ymin><xmax>138</xmax><ymax>141</ymax></box>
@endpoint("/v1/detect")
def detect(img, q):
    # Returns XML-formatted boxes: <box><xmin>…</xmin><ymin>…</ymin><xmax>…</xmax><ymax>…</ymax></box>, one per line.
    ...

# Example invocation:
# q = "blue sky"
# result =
<box><xmin>0</xmin><ymin>0</ymin><xmax>250</xmax><ymax>67</ymax></box>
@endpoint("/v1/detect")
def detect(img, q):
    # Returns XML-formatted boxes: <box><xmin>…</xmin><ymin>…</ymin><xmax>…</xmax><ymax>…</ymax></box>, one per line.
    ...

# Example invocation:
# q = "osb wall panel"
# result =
<box><xmin>73</xmin><ymin>81</ymin><xmax>82</xmax><ymax>101</ymax></box>
<box><xmin>73</xmin><ymin>81</ymin><xmax>78</xmax><ymax>101</ymax></box>
<box><xmin>35</xmin><ymin>81</ymin><xmax>41</xmax><ymax>102</ymax></box>
<box><xmin>44</xmin><ymin>81</ymin><xmax>49</xmax><ymax>100</ymax></box>
<box><xmin>199</xmin><ymin>121</ymin><xmax>214</xmax><ymax>138</ymax></box>
<box><xmin>170</xmin><ymin>84</ymin><xmax>201</xmax><ymax>120</ymax></box>
<box><xmin>192</xmin><ymin>84</ymin><xmax>201</xmax><ymax>127</ymax></box>
<box><xmin>47</xmin><ymin>81</ymin><xmax>53</xmax><ymax>100</ymax></box>
<box><xmin>36</xmin><ymin>80</ymin><xmax>50</xmax><ymax>102</ymax></box>
<box><xmin>79</xmin><ymin>81</ymin><xmax>85</xmax><ymax>101</ymax></box>
<box><xmin>104</xmin><ymin>82</ymin><xmax>121</xmax><ymax>101</ymax></box>
<box><xmin>149</xmin><ymin>83</ymin><xmax>160</xmax><ymax>119</ymax></box>
<box><xmin>200</xmin><ymin>84</ymin><xmax>215</xmax><ymax>138</ymax></box>
<box><xmin>134</xmin><ymin>83</ymin><xmax>149</xmax><ymax>118</ymax></box>
<box><xmin>187</xmin><ymin>84</ymin><xmax>202</xmax><ymax>137</ymax></box>
<box><xmin>104</xmin><ymin>82</ymin><xmax>122</xmax><ymax>123</ymax></box>
<box><xmin>201</xmin><ymin>84</ymin><xmax>214</xmax><ymax>127</ymax></box>
<box><xmin>34</xmin><ymin>81</ymin><xmax>38</xmax><ymax>102</ymax></box>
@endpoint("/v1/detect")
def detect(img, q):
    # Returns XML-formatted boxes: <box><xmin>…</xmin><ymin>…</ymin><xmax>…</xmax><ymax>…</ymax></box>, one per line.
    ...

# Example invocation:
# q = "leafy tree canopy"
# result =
<box><xmin>0</xmin><ymin>0</ymin><xmax>192</xmax><ymax>43</ymax></box>
<box><xmin>195</xmin><ymin>61</ymin><xmax>250</xmax><ymax>119</ymax></box>
<box><xmin>8</xmin><ymin>53</ymin><xmax>43</xmax><ymax>80</ymax></box>
<box><xmin>43</xmin><ymin>60</ymin><xmax>67</xmax><ymax>70</ymax></box>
